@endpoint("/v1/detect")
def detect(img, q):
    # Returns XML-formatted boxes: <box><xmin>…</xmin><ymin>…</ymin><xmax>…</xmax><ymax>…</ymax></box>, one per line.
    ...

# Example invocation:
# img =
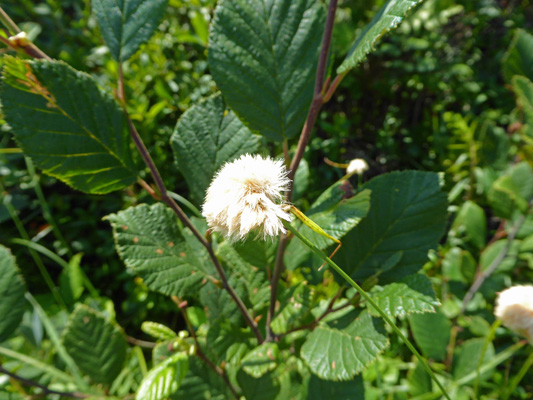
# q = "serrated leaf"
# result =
<box><xmin>62</xmin><ymin>305</ymin><xmax>127</xmax><ymax>385</ymax></box>
<box><xmin>176</xmin><ymin>357</ymin><xmax>232</xmax><ymax>400</ymax></box>
<box><xmin>271</xmin><ymin>284</ymin><xmax>314</xmax><ymax>335</ymax></box>
<box><xmin>217</xmin><ymin>241</ymin><xmax>270</xmax><ymax>312</ymax></box>
<box><xmin>409</xmin><ymin>310</ymin><xmax>450</xmax><ymax>361</ymax></box>
<box><xmin>170</xmin><ymin>94</ymin><xmax>260</xmax><ymax>204</ymax></box>
<box><xmin>307</xmin><ymin>374</ymin><xmax>364</xmax><ymax>399</ymax></box>
<box><xmin>1</xmin><ymin>57</ymin><xmax>137</xmax><ymax>194</ymax></box>
<box><xmin>136</xmin><ymin>352</ymin><xmax>188</xmax><ymax>400</ymax></box>
<box><xmin>141</xmin><ymin>322</ymin><xmax>177</xmax><ymax>341</ymax></box>
<box><xmin>285</xmin><ymin>185</ymin><xmax>371</xmax><ymax>269</ymax></box>
<box><xmin>336</xmin><ymin>171</ymin><xmax>448</xmax><ymax>282</ymax></box>
<box><xmin>502</xmin><ymin>29</ymin><xmax>533</xmax><ymax>82</ymax></box>
<box><xmin>0</xmin><ymin>245</ymin><xmax>26</xmax><ymax>342</ymax></box>
<box><xmin>337</xmin><ymin>0</ymin><xmax>423</xmax><ymax>74</ymax></box>
<box><xmin>369</xmin><ymin>274</ymin><xmax>439</xmax><ymax>318</ymax></box>
<box><xmin>107</xmin><ymin>203</ymin><xmax>210</xmax><ymax>297</ymax></box>
<box><xmin>242</xmin><ymin>343</ymin><xmax>280</xmax><ymax>378</ymax></box>
<box><xmin>92</xmin><ymin>0</ymin><xmax>168</xmax><ymax>62</ymax></box>
<box><xmin>301</xmin><ymin>310</ymin><xmax>389</xmax><ymax>381</ymax></box>
<box><xmin>208</xmin><ymin>0</ymin><xmax>325</xmax><ymax>141</ymax></box>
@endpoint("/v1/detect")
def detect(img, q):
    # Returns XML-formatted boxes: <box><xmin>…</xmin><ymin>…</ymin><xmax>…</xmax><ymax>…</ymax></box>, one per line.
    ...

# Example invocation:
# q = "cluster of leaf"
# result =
<box><xmin>0</xmin><ymin>0</ymin><xmax>531</xmax><ymax>400</ymax></box>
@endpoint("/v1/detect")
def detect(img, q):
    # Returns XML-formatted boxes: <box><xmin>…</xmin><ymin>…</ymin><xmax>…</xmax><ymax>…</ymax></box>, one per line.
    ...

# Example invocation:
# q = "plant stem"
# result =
<box><xmin>0</xmin><ymin>6</ymin><xmax>20</xmax><ymax>35</ymax></box>
<box><xmin>24</xmin><ymin>157</ymin><xmax>73</xmax><ymax>257</ymax></box>
<box><xmin>461</xmin><ymin>208</ymin><xmax>529</xmax><ymax>313</ymax></box>
<box><xmin>267</xmin><ymin>0</ymin><xmax>338</xmax><ymax>342</ymax></box>
<box><xmin>118</xmin><ymin>72</ymin><xmax>263</xmax><ymax>343</ymax></box>
<box><xmin>0</xmin><ymin>364</ymin><xmax>90</xmax><ymax>399</ymax></box>
<box><xmin>502</xmin><ymin>349</ymin><xmax>533</xmax><ymax>400</ymax></box>
<box><xmin>172</xmin><ymin>296</ymin><xmax>240</xmax><ymax>399</ymax></box>
<box><xmin>284</xmin><ymin>221</ymin><xmax>452</xmax><ymax>400</ymax></box>
<box><xmin>0</xmin><ymin>181</ymin><xmax>67</xmax><ymax>310</ymax></box>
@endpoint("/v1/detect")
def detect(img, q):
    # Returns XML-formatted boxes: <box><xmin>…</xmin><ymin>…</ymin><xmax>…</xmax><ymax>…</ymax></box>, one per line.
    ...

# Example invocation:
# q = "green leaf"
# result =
<box><xmin>217</xmin><ymin>241</ymin><xmax>270</xmax><ymax>312</ymax></box>
<box><xmin>0</xmin><ymin>245</ymin><xmax>26</xmax><ymax>342</ymax></box>
<box><xmin>285</xmin><ymin>186</ymin><xmax>371</xmax><ymax>269</ymax></box>
<box><xmin>511</xmin><ymin>75</ymin><xmax>533</xmax><ymax>138</ymax></box>
<box><xmin>177</xmin><ymin>357</ymin><xmax>232</xmax><ymax>400</ymax></box>
<box><xmin>208</xmin><ymin>0</ymin><xmax>325</xmax><ymax>141</ymax></box>
<box><xmin>271</xmin><ymin>284</ymin><xmax>314</xmax><ymax>335</ymax></box>
<box><xmin>449</xmin><ymin>200</ymin><xmax>487</xmax><ymax>251</ymax></box>
<box><xmin>337</xmin><ymin>0</ymin><xmax>423</xmax><ymax>74</ymax></box>
<box><xmin>0</xmin><ymin>57</ymin><xmax>137</xmax><ymax>194</ymax></box>
<box><xmin>409</xmin><ymin>310</ymin><xmax>451</xmax><ymax>361</ymax></box>
<box><xmin>106</xmin><ymin>203</ymin><xmax>211</xmax><ymax>297</ymax></box>
<box><xmin>502</xmin><ymin>29</ymin><xmax>533</xmax><ymax>82</ymax></box>
<box><xmin>451</xmin><ymin>338</ymin><xmax>495</xmax><ymax>382</ymax></box>
<box><xmin>62</xmin><ymin>305</ymin><xmax>127</xmax><ymax>385</ymax></box>
<box><xmin>335</xmin><ymin>171</ymin><xmax>448</xmax><ymax>282</ymax></box>
<box><xmin>237</xmin><ymin>370</ymin><xmax>281</xmax><ymax>400</ymax></box>
<box><xmin>301</xmin><ymin>310</ymin><xmax>389</xmax><ymax>380</ymax></box>
<box><xmin>136</xmin><ymin>352</ymin><xmax>188</xmax><ymax>400</ymax></box>
<box><xmin>170</xmin><ymin>94</ymin><xmax>260</xmax><ymax>204</ymax></box>
<box><xmin>141</xmin><ymin>322</ymin><xmax>177</xmax><ymax>341</ymax></box>
<box><xmin>242</xmin><ymin>343</ymin><xmax>280</xmax><ymax>378</ymax></box>
<box><xmin>369</xmin><ymin>274</ymin><xmax>440</xmax><ymax>318</ymax></box>
<box><xmin>307</xmin><ymin>374</ymin><xmax>364</xmax><ymax>399</ymax></box>
<box><xmin>488</xmin><ymin>162</ymin><xmax>533</xmax><ymax>218</ymax></box>
<box><xmin>92</xmin><ymin>0</ymin><xmax>169</xmax><ymax>62</ymax></box>
<box><xmin>59</xmin><ymin>253</ymin><xmax>84</xmax><ymax>304</ymax></box>
<box><xmin>408</xmin><ymin>361</ymin><xmax>432</xmax><ymax>397</ymax></box>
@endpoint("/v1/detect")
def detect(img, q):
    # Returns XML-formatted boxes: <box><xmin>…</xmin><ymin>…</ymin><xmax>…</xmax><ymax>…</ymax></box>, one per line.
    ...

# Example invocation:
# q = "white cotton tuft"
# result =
<box><xmin>494</xmin><ymin>285</ymin><xmax>533</xmax><ymax>344</ymax></box>
<box><xmin>202</xmin><ymin>154</ymin><xmax>291</xmax><ymax>241</ymax></box>
<box><xmin>346</xmin><ymin>158</ymin><xmax>369</xmax><ymax>175</ymax></box>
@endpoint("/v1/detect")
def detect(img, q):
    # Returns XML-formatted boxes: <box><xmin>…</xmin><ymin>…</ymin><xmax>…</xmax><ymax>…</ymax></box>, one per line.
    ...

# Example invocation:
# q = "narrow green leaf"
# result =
<box><xmin>409</xmin><ymin>311</ymin><xmax>451</xmax><ymax>361</ymax></box>
<box><xmin>337</xmin><ymin>0</ymin><xmax>423</xmax><ymax>74</ymax></box>
<box><xmin>0</xmin><ymin>245</ymin><xmax>26</xmax><ymax>342</ymax></box>
<box><xmin>336</xmin><ymin>171</ymin><xmax>448</xmax><ymax>282</ymax></box>
<box><xmin>106</xmin><ymin>203</ymin><xmax>210</xmax><ymax>297</ymax></box>
<box><xmin>92</xmin><ymin>0</ymin><xmax>169</xmax><ymax>62</ymax></box>
<box><xmin>136</xmin><ymin>352</ymin><xmax>188</xmax><ymax>400</ymax></box>
<box><xmin>208</xmin><ymin>0</ymin><xmax>326</xmax><ymax>141</ymax></box>
<box><xmin>170</xmin><ymin>94</ymin><xmax>260</xmax><ymax>204</ymax></box>
<box><xmin>62</xmin><ymin>305</ymin><xmax>127</xmax><ymax>385</ymax></box>
<box><xmin>0</xmin><ymin>57</ymin><xmax>137</xmax><ymax>194</ymax></box>
<box><xmin>59</xmin><ymin>253</ymin><xmax>84</xmax><ymax>304</ymax></box>
<box><xmin>141</xmin><ymin>322</ymin><xmax>177</xmax><ymax>341</ymax></box>
<box><xmin>502</xmin><ymin>29</ymin><xmax>533</xmax><ymax>82</ymax></box>
<box><xmin>242</xmin><ymin>343</ymin><xmax>280</xmax><ymax>378</ymax></box>
<box><xmin>301</xmin><ymin>310</ymin><xmax>389</xmax><ymax>381</ymax></box>
<box><xmin>369</xmin><ymin>274</ymin><xmax>440</xmax><ymax>318</ymax></box>
<box><xmin>285</xmin><ymin>186</ymin><xmax>371</xmax><ymax>269</ymax></box>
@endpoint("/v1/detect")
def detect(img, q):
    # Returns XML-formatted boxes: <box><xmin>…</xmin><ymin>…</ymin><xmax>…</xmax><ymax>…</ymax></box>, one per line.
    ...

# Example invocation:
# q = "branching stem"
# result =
<box><xmin>266</xmin><ymin>0</ymin><xmax>338</xmax><ymax>342</ymax></box>
<box><xmin>118</xmin><ymin>68</ymin><xmax>263</xmax><ymax>343</ymax></box>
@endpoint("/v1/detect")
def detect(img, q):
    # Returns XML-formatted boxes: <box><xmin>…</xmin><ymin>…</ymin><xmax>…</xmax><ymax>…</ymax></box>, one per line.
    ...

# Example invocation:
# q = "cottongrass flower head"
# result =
<box><xmin>494</xmin><ymin>285</ymin><xmax>533</xmax><ymax>344</ymax></box>
<box><xmin>346</xmin><ymin>158</ymin><xmax>369</xmax><ymax>175</ymax></box>
<box><xmin>202</xmin><ymin>154</ymin><xmax>291</xmax><ymax>241</ymax></box>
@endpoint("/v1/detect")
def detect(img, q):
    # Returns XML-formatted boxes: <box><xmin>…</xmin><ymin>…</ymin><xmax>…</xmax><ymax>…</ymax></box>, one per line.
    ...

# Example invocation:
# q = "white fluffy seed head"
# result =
<box><xmin>202</xmin><ymin>154</ymin><xmax>291</xmax><ymax>241</ymax></box>
<box><xmin>494</xmin><ymin>285</ymin><xmax>533</xmax><ymax>344</ymax></box>
<box><xmin>346</xmin><ymin>158</ymin><xmax>369</xmax><ymax>175</ymax></box>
